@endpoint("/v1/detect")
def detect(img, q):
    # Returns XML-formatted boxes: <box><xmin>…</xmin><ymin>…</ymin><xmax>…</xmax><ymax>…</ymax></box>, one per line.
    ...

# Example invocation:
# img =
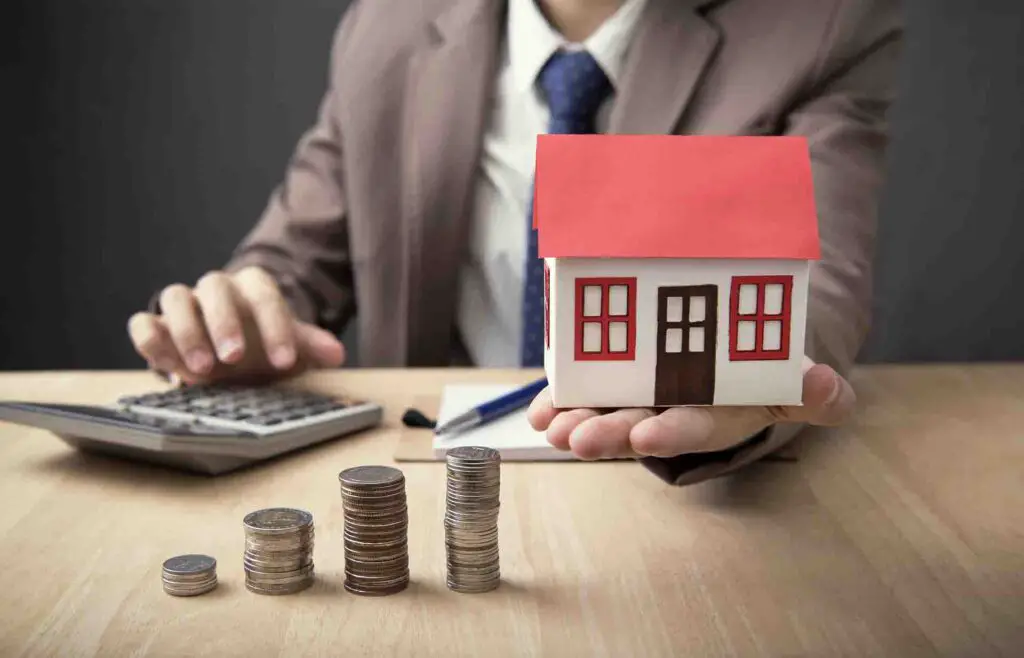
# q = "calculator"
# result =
<box><xmin>0</xmin><ymin>384</ymin><xmax>383</xmax><ymax>475</ymax></box>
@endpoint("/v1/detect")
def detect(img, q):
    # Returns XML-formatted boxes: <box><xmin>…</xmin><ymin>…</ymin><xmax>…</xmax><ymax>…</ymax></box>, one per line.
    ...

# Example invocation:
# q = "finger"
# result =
<box><xmin>629</xmin><ymin>407</ymin><xmax>713</xmax><ymax>457</ymax></box>
<box><xmin>792</xmin><ymin>363</ymin><xmax>856</xmax><ymax>426</ymax></box>
<box><xmin>764</xmin><ymin>363</ymin><xmax>855</xmax><ymax>427</ymax></box>
<box><xmin>158</xmin><ymin>284</ymin><xmax>215</xmax><ymax>374</ymax></box>
<box><xmin>545</xmin><ymin>408</ymin><xmax>601</xmax><ymax>452</ymax></box>
<box><xmin>568</xmin><ymin>408</ymin><xmax>656</xmax><ymax>460</ymax></box>
<box><xmin>294</xmin><ymin>321</ymin><xmax>346</xmax><ymax>367</ymax></box>
<box><xmin>526</xmin><ymin>387</ymin><xmax>558</xmax><ymax>431</ymax></box>
<box><xmin>194</xmin><ymin>271</ymin><xmax>245</xmax><ymax>364</ymax></box>
<box><xmin>233</xmin><ymin>268</ymin><xmax>296</xmax><ymax>370</ymax></box>
<box><xmin>127</xmin><ymin>312</ymin><xmax>186</xmax><ymax>374</ymax></box>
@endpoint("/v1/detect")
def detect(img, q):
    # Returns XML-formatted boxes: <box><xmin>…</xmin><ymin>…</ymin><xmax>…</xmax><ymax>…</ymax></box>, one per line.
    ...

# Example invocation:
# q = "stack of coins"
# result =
<box><xmin>162</xmin><ymin>554</ymin><xmax>218</xmax><ymax>596</ymax></box>
<box><xmin>242</xmin><ymin>507</ymin><xmax>315</xmax><ymax>595</ymax></box>
<box><xmin>339</xmin><ymin>466</ymin><xmax>410</xmax><ymax>596</ymax></box>
<box><xmin>444</xmin><ymin>446</ymin><xmax>501</xmax><ymax>593</ymax></box>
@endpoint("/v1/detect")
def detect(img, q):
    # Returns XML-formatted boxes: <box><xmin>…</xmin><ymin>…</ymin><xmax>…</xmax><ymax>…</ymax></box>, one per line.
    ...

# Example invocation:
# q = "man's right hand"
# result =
<box><xmin>128</xmin><ymin>266</ymin><xmax>345</xmax><ymax>385</ymax></box>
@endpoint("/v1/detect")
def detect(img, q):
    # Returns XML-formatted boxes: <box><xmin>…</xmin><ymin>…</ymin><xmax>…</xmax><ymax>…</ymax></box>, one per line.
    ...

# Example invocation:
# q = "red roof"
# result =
<box><xmin>534</xmin><ymin>134</ymin><xmax>820</xmax><ymax>260</ymax></box>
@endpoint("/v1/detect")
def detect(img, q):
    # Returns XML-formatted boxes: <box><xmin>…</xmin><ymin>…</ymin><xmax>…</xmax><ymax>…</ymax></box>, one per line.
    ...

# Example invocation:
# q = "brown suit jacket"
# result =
<box><xmin>222</xmin><ymin>0</ymin><xmax>904</xmax><ymax>484</ymax></box>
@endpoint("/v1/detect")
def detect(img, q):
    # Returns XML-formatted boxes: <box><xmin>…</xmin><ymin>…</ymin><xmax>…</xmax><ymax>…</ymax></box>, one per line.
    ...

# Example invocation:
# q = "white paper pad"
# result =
<box><xmin>431</xmin><ymin>384</ymin><xmax>577</xmax><ymax>461</ymax></box>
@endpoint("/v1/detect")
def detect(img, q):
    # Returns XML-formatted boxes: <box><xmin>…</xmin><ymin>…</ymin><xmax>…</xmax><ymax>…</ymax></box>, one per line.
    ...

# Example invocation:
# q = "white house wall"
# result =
<box><xmin>548</xmin><ymin>257</ymin><xmax>809</xmax><ymax>408</ymax></box>
<box><xmin>543</xmin><ymin>257</ymin><xmax>560</xmax><ymax>387</ymax></box>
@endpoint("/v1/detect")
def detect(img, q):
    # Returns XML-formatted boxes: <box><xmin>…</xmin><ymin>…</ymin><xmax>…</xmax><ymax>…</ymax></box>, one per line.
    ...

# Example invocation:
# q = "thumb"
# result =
<box><xmin>775</xmin><ymin>362</ymin><xmax>856</xmax><ymax>426</ymax></box>
<box><xmin>294</xmin><ymin>321</ymin><xmax>346</xmax><ymax>367</ymax></box>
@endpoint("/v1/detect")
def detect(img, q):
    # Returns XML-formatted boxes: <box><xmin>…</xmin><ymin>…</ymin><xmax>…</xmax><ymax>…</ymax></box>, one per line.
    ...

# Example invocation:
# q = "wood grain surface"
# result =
<box><xmin>0</xmin><ymin>365</ymin><xmax>1020</xmax><ymax>657</ymax></box>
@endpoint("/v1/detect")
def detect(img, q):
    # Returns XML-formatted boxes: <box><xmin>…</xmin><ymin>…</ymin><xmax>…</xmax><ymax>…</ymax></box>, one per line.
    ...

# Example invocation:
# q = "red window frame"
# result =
<box><xmin>543</xmin><ymin>262</ymin><xmax>550</xmax><ymax>349</ymax></box>
<box><xmin>574</xmin><ymin>277</ymin><xmax>637</xmax><ymax>361</ymax></box>
<box><xmin>729</xmin><ymin>275</ymin><xmax>792</xmax><ymax>361</ymax></box>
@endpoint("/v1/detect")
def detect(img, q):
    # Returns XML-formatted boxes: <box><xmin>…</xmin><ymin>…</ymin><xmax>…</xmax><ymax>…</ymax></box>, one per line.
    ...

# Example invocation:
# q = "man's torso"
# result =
<box><xmin>282</xmin><ymin>0</ymin><xmax>869</xmax><ymax>367</ymax></box>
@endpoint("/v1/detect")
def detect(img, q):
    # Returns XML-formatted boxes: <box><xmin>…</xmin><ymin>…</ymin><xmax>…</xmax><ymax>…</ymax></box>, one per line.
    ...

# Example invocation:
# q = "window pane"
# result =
<box><xmin>608</xmin><ymin>285</ymin><xmax>628</xmax><ymax>316</ymax></box>
<box><xmin>582</xmin><ymin>322</ymin><xmax>602</xmax><ymax>352</ymax></box>
<box><xmin>763</xmin><ymin>320</ymin><xmax>782</xmax><ymax>351</ymax></box>
<box><xmin>688</xmin><ymin>326</ymin><xmax>704</xmax><ymax>352</ymax></box>
<box><xmin>583</xmin><ymin>285</ymin><xmax>602</xmax><ymax>316</ymax></box>
<box><xmin>763</xmin><ymin>283</ymin><xmax>784</xmax><ymax>315</ymax></box>
<box><xmin>666</xmin><ymin>296</ymin><xmax>683</xmax><ymax>322</ymax></box>
<box><xmin>689</xmin><ymin>296</ymin><xmax>706</xmax><ymax>323</ymax></box>
<box><xmin>736</xmin><ymin>321</ymin><xmax>756</xmax><ymax>351</ymax></box>
<box><xmin>665</xmin><ymin>328</ymin><xmax>683</xmax><ymax>353</ymax></box>
<box><xmin>608</xmin><ymin>322</ymin><xmax>627</xmax><ymax>352</ymax></box>
<box><xmin>737</xmin><ymin>284</ymin><xmax>758</xmax><ymax>315</ymax></box>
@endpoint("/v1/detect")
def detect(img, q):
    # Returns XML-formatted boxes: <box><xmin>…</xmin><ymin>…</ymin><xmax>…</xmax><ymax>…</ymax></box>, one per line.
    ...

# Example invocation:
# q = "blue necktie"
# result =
<box><xmin>520</xmin><ymin>50</ymin><xmax>612</xmax><ymax>367</ymax></box>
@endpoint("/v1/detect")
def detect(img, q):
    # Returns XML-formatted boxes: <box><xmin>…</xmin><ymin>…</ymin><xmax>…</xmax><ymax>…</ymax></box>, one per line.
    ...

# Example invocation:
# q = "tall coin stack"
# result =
<box><xmin>444</xmin><ymin>446</ymin><xmax>501</xmax><ymax>593</ymax></box>
<box><xmin>242</xmin><ymin>507</ymin><xmax>315</xmax><ymax>595</ymax></box>
<box><xmin>338</xmin><ymin>466</ymin><xmax>410</xmax><ymax>596</ymax></box>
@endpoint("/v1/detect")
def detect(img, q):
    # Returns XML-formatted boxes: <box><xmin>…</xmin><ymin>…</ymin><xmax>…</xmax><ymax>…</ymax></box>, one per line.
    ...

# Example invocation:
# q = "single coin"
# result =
<box><xmin>164</xmin><ymin>582</ymin><xmax>219</xmax><ymax>597</ymax></box>
<box><xmin>246</xmin><ymin>578</ymin><xmax>314</xmax><ymax>596</ymax></box>
<box><xmin>344</xmin><ymin>579</ymin><xmax>409</xmax><ymax>597</ymax></box>
<box><xmin>339</xmin><ymin>465</ymin><xmax>405</xmax><ymax>487</ymax></box>
<box><xmin>446</xmin><ymin>446</ymin><xmax>501</xmax><ymax>462</ymax></box>
<box><xmin>243</xmin><ymin>508</ymin><xmax>313</xmax><ymax>533</ymax></box>
<box><xmin>162</xmin><ymin>554</ymin><xmax>216</xmax><ymax>575</ymax></box>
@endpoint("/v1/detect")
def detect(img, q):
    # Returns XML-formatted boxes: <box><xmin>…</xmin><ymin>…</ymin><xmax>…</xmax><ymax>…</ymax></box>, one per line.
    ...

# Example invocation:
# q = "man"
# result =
<box><xmin>127</xmin><ymin>0</ymin><xmax>903</xmax><ymax>485</ymax></box>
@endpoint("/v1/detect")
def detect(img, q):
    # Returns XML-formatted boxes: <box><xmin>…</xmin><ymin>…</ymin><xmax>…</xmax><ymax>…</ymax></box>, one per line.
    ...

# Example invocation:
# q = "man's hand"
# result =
<box><xmin>128</xmin><ymin>266</ymin><xmax>345</xmax><ymax>385</ymax></box>
<box><xmin>527</xmin><ymin>357</ymin><xmax>856</xmax><ymax>460</ymax></box>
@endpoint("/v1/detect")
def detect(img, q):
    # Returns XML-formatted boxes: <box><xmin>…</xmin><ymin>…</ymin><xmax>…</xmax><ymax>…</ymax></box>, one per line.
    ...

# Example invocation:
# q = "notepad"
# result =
<box><xmin>431</xmin><ymin>384</ymin><xmax>577</xmax><ymax>461</ymax></box>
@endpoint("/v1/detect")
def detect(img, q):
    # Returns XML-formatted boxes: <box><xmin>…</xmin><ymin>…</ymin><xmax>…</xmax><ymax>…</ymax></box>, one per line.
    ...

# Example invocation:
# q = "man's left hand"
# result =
<box><xmin>526</xmin><ymin>357</ymin><xmax>856</xmax><ymax>460</ymax></box>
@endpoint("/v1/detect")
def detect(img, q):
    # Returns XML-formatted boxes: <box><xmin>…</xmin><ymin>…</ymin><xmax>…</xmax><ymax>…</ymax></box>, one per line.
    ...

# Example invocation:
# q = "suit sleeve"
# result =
<box><xmin>221</xmin><ymin>2</ymin><xmax>364</xmax><ymax>335</ymax></box>
<box><xmin>642</xmin><ymin>0</ymin><xmax>905</xmax><ymax>486</ymax></box>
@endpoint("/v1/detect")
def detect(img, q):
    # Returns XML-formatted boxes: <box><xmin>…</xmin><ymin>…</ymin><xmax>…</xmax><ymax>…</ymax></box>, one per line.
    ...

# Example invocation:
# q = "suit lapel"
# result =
<box><xmin>401</xmin><ymin>0</ymin><xmax>504</xmax><ymax>365</ymax></box>
<box><xmin>609</xmin><ymin>0</ymin><xmax>723</xmax><ymax>134</ymax></box>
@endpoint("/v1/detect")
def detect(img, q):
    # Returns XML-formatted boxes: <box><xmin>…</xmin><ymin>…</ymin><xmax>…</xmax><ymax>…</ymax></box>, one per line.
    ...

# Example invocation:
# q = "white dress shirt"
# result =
<box><xmin>455</xmin><ymin>0</ymin><xmax>648</xmax><ymax>367</ymax></box>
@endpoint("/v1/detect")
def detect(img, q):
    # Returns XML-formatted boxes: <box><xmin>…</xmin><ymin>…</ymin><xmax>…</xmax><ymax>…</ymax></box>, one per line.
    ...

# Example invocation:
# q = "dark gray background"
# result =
<box><xmin>1</xmin><ymin>0</ymin><xmax>1021</xmax><ymax>370</ymax></box>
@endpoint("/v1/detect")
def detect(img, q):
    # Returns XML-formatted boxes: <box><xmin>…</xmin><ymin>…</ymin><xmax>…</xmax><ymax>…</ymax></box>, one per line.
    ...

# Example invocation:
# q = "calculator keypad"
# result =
<box><xmin>117</xmin><ymin>385</ymin><xmax>351</xmax><ymax>434</ymax></box>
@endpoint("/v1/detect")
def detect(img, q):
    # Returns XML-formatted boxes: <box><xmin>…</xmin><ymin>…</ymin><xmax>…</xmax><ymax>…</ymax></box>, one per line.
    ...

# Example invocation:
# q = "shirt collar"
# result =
<box><xmin>507</xmin><ymin>0</ymin><xmax>648</xmax><ymax>93</ymax></box>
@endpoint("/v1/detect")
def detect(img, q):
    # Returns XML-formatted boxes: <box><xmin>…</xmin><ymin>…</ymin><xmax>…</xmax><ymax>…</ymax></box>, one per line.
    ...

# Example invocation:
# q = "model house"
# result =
<box><xmin>534</xmin><ymin>134</ymin><xmax>820</xmax><ymax>408</ymax></box>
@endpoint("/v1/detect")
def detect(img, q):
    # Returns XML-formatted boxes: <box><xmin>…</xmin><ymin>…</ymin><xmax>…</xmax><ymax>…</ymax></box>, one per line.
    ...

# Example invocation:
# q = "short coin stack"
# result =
<box><xmin>242</xmin><ymin>507</ymin><xmax>315</xmax><ymax>595</ymax></box>
<box><xmin>444</xmin><ymin>446</ymin><xmax>501</xmax><ymax>593</ymax></box>
<box><xmin>162</xmin><ymin>554</ymin><xmax>218</xmax><ymax>596</ymax></box>
<box><xmin>339</xmin><ymin>466</ymin><xmax>410</xmax><ymax>596</ymax></box>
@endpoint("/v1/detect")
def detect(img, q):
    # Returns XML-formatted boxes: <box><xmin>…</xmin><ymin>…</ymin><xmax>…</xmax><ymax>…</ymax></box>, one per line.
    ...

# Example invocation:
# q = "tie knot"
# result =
<box><xmin>537</xmin><ymin>49</ymin><xmax>612</xmax><ymax>133</ymax></box>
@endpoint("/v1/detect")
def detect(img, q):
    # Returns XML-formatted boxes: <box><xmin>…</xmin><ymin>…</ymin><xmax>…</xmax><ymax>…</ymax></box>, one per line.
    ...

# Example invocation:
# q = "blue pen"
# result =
<box><xmin>433</xmin><ymin>377</ymin><xmax>549</xmax><ymax>437</ymax></box>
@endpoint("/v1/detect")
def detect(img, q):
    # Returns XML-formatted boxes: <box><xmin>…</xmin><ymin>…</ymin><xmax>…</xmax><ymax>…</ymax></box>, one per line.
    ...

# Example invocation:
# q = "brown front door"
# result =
<box><xmin>654</xmin><ymin>285</ymin><xmax>717</xmax><ymax>405</ymax></box>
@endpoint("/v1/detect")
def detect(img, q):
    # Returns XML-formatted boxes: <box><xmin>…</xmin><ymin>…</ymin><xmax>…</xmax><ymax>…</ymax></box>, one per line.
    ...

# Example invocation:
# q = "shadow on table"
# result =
<box><xmin>663</xmin><ymin>425</ymin><xmax>844</xmax><ymax>514</ymax></box>
<box><xmin>295</xmin><ymin>574</ymin><xmax>560</xmax><ymax>605</ymax></box>
<box><xmin>24</xmin><ymin>436</ymin><xmax>339</xmax><ymax>493</ymax></box>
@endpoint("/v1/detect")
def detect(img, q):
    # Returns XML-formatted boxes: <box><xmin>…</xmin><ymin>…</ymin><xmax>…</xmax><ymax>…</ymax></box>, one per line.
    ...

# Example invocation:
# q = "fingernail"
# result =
<box><xmin>217</xmin><ymin>337</ymin><xmax>243</xmax><ymax>361</ymax></box>
<box><xmin>825</xmin><ymin>370</ymin><xmax>842</xmax><ymax>406</ymax></box>
<box><xmin>186</xmin><ymin>349</ymin><xmax>212</xmax><ymax>373</ymax></box>
<box><xmin>271</xmin><ymin>345</ymin><xmax>295</xmax><ymax>369</ymax></box>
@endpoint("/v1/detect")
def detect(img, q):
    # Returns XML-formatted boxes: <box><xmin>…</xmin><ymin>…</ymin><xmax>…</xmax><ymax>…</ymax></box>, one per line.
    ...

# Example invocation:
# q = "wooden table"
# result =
<box><xmin>0</xmin><ymin>365</ymin><xmax>1020</xmax><ymax>657</ymax></box>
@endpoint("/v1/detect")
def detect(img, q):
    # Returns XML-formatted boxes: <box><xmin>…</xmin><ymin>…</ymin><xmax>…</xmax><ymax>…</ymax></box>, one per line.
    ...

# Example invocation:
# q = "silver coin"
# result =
<box><xmin>344</xmin><ymin>580</ymin><xmax>409</xmax><ymax>596</ymax></box>
<box><xmin>243</xmin><ymin>555</ymin><xmax>312</xmax><ymax>571</ymax></box>
<box><xmin>163</xmin><ymin>579</ymin><xmax>216</xmax><ymax>591</ymax></box>
<box><xmin>446</xmin><ymin>446</ymin><xmax>501</xmax><ymax>463</ymax></box>
<box><xmin>245</xmin><ymin>565</ymin><xmax>315</xmax><ymax>585</ymax></box>
<box><xmin>339</xmin><ymin>465</ymin><xmax>405</xmax><ymax>487</ymax></box>
<box><xmin>243</xmin><ymin>508</ymin><xmax>313</xmax><ymax>534</ymax></box>
<box><xmin>163</xmin><ymin>575</ymin><xmax>218</xmax><ymax>597</ymax></box>
<box><xmin>162</xmin><ymin>554</ymin><xmax>217</xmax><ymax>575</ymax></box>
<box><xmin>246</xmin><ymin>578</ymin><xmax>314</xmax><ymax>596</ymax></box>
<box><xmin>447</xmin><ymin>579</ymin><xmax>499</xmax><ymax>594</ymax></box>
